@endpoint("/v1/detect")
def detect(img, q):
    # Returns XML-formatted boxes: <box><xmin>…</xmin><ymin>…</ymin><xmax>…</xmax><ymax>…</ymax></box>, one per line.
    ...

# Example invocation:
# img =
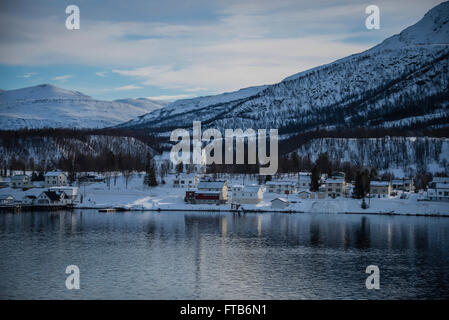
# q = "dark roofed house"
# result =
<box><xmin>36</xmin><ymin>190</ymin><xmax>66</xmax><ymax>206</ymax></box>
<box><xmin>22</xmin><ymin>195</ymin><xmax>37</xmax><ymax>205</ymax></box>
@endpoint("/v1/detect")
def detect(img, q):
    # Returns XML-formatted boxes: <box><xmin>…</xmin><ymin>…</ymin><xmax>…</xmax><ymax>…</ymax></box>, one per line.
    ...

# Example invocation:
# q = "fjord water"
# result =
<box><xmin>0</xmin><ymin>210</ymin><xmax>448</xmax><ymax>299</ymax></box>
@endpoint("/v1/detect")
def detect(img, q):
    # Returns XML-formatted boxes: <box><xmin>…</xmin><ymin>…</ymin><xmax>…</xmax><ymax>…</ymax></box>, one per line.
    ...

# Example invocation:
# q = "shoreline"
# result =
<box><xmin>77</xmin><ymin>205</ymin><xmax>449</xmax><ymax>217</ymax></box>
<box><xmin>2</xmin><ymin>204</ymin><xmax>449</xmax><ymax>217</ymax></box>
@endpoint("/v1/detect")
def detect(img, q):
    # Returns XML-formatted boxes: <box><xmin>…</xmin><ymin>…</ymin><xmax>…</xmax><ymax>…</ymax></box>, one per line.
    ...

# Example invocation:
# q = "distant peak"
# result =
<box><xmin>0</xmin><ymin>83</ymin><xmax>91</xmax><ymax>101</ymax></box>
<box><xmin>372</xmin><ymin>1</ymin><xmax>449</xmax><ymax>50</ymax></box>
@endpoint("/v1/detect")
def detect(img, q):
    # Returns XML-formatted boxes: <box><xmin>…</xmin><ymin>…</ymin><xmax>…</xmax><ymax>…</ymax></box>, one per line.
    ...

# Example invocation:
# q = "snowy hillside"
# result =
<box><xmin>0</xmin><ymin>134</ymin><xmax>156</xmax><ymax>168</ymax></box>
<box><xmin>120</xmin><ymin>2</ymin><xmax>449</xmax><ymax>134</ymax></box>
<box><xmin>0</xmin><ymin>84</ymin><xmax>167</xmax><ymax>129</ymax></box>
<box><xmin>119</xmin><ymin>85</ymin><xmax>267</xmax><ymax>128</ymax></box>
<box><xmin>295</xmin><ymin>137</ymin><xmax>449</xmax><ymax>174</ymax></box>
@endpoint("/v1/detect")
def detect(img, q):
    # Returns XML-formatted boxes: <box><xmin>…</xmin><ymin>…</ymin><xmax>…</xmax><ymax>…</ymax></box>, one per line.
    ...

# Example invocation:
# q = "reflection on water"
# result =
<box><xmin>0</xmin><ymin>210</ymin><xmax>449</xmax><ymax>299</ymax></box>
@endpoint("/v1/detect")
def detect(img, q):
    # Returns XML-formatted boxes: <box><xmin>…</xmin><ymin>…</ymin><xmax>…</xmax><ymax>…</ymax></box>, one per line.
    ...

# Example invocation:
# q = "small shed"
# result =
<box><xmin>297</xmin><ymin>191</ymin><xmax>314</xmax><ymax>199</ymax></box>
<box><xmin>0</xmin><ymin>194</ymin><xmax>15</xmax><ymax>205</ymax></box>
<box><xmin>271</xmin><ymin>197</ymin><xmax>289</xmax><ymax>209</ymax></box>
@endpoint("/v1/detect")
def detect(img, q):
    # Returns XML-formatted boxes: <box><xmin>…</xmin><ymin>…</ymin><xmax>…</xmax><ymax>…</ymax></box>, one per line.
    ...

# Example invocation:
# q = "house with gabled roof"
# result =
<box><xmin>194</xmin><ymin>178</ymin><xmax>228</xmax><ymax>204</ymax></box>
<box><xmin>44</xmin><ymin>171</ymin><xmax>67</xmax><ymax>187</ymax></box>
<box><xmin>11</xmin><ymin>175</ymin><xmax>33</xmax><ymax>189</ymax></box>
<box><xmin>36</xmin><ymin>190</ymin><xmax>67</xmax><ymax>206</ymax></box>
<box><xmin>232</xmin><ymin>184</ymin><xmax>264</xmax><ymax>204</ymax></box>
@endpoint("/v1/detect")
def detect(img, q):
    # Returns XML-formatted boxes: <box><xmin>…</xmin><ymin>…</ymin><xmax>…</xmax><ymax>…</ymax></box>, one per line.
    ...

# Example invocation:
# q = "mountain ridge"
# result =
<box><xmin>0</xmin><ymin>84</ymin><xmax>168</xmax><ymax>129</ymax></box>
<box><xmin>119</xmin><ymin>1</ymin><xmax>449</xmax><ymax>135</ymax></box>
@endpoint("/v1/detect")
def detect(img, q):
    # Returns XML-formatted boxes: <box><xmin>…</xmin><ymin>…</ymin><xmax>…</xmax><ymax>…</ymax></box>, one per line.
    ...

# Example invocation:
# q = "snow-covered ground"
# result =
<box><xmin>2</xmin><ymin>173</ymin><xmax>448</xmax><ymax>216</ymax></box>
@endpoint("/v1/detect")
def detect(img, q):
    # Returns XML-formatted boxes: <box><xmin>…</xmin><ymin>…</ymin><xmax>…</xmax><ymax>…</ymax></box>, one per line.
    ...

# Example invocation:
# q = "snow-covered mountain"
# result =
<box><xmin>0</xmin><ymin>84</ymin><xmax>167</xmax><ymax>129</ymax></box>
<box><xmin>118</xmin><ymin>85</ymin><xmax>267</xmax><ymax>129</ymax></box>
<box><xmin>120</xmin><ymin>1</ymin><xmax>449</xmax><ymax>134</ymax></box>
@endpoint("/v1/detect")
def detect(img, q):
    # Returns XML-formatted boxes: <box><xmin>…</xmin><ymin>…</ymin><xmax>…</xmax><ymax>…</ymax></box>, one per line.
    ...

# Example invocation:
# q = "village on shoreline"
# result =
<box><xmin>1</xmin><ymin>166</ymin><xmax>449</xmax><ymax>217</ymax></box>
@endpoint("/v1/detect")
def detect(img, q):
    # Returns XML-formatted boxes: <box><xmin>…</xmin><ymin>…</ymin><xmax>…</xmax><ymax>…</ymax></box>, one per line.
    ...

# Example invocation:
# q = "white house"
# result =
<box><xmin>36</xmin><ymin>190</ymin><xmax>67</xmax><ymax>206</ymax></box>
<box><xmin>232</xmin><ymin>184</ymin><xmax>264</xmax><ymax>204</ymax></box>
<box><xmin>271</xmin><ymin>197</ymin><xmax>289</xmax><ymax>209</ymax></box>
<box><xmin>44</xmin><ymin>171</ymin><xmax>68</xmax><ymax>187</ymax></box>
<box><xmin>0</xmin><ymin>194</ymin><xmax>15</xmax><ymax>205</ymax></box>
<box><xmin>392</xmin><ymin>179</ymin><xmax>415</xmax><ymax>192</ymax></box>
<box><xmin>11</xmin><ymin>175</ymin><xmax>33</xmax><ymax>189</ymax></box>
<box><xmin>297</xmin><ymin>190</ymin><xmax>314</xmax><ymax>199</ymax></box>
<box><xmin>298</xmin><ymin>172</ymin><xmax>312</xmax><ymax>190</ymax></box>
<box><xmin>370</xmin><ymin>181</ymin><xmax>392</xmax><ymax>198</ymax></box>
<box><xmin>48</xmin><ymin>187</ymin><xmax>78</xmax><ymax>204</ymax></box>
<box><xmin>325</xmin><ymin>178</ymin><xmax>346</xmax><ymax>198</ymax></box>
<box><xmin>265</xmin><ymin>181</ymin><xmax>297</xmax><ymax>194</ymax></box>
<box><xmin>427</xmin><ymin>178</ymin><xmax>449</xmax><ymax>201</ymax></box>
<box><xmin>172</xmin><ymin>173</ymin><xmax>200</xmax><ymax>188</ymax></box>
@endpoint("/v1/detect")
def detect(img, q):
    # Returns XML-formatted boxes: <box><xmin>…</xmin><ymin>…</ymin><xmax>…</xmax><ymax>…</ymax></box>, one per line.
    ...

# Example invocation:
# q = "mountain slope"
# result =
<box><xmin>0</xmin><ymin>84</ymin><xmax>167</xmax><ymax>129</ymax></box>
<box><xmin>114</xmin><ymin>97</ymin><xmax>169</xmax><ymax>112</ymax></box>
<box><xmin>118</xmin><ymin>85</ymin><xmax>268</xmax><ymax>129</ymax></box>
<box><xmin>120</xmin><ymin>1</ymin><xmax>449</xmax><ymax>135</ymax></box>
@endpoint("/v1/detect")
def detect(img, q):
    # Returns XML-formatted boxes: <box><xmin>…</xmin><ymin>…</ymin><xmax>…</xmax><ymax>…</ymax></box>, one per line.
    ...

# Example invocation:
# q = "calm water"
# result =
<box><xmin>1</xmin><ymin>210</ymin><xmax>449</xmax><ymax>299</ymax></box>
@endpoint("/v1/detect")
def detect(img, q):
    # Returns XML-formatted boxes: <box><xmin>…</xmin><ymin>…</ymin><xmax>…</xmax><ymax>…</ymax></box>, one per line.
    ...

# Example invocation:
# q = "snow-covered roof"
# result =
<box><xmin>325</xmin><ymin>178</ymin><xmax>345</xmax><ymax>184</ymax></box>
<box><xmin>174</xmin><ymin>173</ymin><xmax>199</xmax><ymax>179</ymax></box>
<box><xmin>392</xmin><ymin>179</ymin><xmax>412</xmax><ymax>184</ymax></box>
<box><xmin>435</xmin><ymin>183</ymin><xmax>449</xmax><ymax>189</ymax></box>
<box><xmin>266</xmin><ymin>181</ymin><xmax>295</xmax><ymax>186</ymax></box>
<box><xmin>197</xmin><ymin>180</ymin><xmax>226</xmax><ymax>189</ymax></box>
<box><xmin>271</xmin><ymin>197</ymin><xmax>288</xmax><ymax>203</ymax></box>
<box><xmin>195</xmin><ymin>191</ymin><xmax>220</xmax><ymax>195</ymax></box>
<box><xmin>45</xmin><ymin>171</ymin><xmax>64</xmax><ymax>177</ymax></box>
<box><xmin>11</xmin><ymin>175</ymin><xmax>28</xmax><ymax>180</ymax></box>
<box><xmin>243</xmin><ymin>185</ymin><xmax>262</xmax><ymax>193</ymax></box>
<box><xmin>371</xmin><ymin>181</ymin><xmax>391</xmax><ymax>187</ymax></box>
<box><xmin>432</xmin><ymin>177</ymin><xmax>449</xmax><ymax>184</ymax></box>
<box><xmin>0</xmin><ymin>194</ymin><xmax>14</xmax><ymax>200</ymax></box>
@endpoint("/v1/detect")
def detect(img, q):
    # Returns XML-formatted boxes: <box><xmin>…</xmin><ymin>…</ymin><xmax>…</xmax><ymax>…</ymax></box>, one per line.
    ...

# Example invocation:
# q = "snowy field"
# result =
<box><xmin>2</xmin><ymin>173</ymin><xmax>448</xmax><ymax>217</ymax></box>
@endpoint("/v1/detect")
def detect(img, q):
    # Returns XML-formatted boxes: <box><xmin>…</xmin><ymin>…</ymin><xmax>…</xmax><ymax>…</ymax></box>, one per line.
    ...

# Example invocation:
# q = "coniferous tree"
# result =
<box><xmin>310</xmin><ymin>166</ymin><xmax>320</xmax><ymax>192</ymax></box>
<box><xmin>362</xmin><ymin>168</ymin><xmax>371</xmax><ymax>196</ymax></box>
<box><xmin>176</xmin><ymin>161</ymin><xmax>183</xmax><ymax>174</ymax></box>
<box><xmin>145</xmin><ymin>166</ymin><xmax>158</xmax><ymax>187</ymax></box>
<box><xmin>354</xmin><ymin>170</ymin><xmax>364</xmax><ymax>199</ymax></box>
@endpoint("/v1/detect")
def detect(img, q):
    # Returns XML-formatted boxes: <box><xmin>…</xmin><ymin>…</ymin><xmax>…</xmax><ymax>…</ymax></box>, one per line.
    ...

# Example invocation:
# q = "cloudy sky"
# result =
<box><xmin>0</xmin><ymin>0</ymin><xmax>443</xmax><ymax>101</ymax></box>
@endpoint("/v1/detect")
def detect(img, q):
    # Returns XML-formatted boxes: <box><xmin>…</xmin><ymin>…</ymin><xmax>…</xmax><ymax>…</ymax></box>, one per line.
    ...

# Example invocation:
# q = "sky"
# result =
<box><xmin>0</xmin><ymin>0</ymin><xmax>444</xmax><ymax>101</ymax></box>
